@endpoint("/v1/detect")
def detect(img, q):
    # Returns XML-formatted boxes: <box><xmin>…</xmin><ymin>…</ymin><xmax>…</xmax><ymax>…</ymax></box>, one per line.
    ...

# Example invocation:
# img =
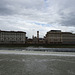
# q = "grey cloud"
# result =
<box><xmin>0</xmin><ymin>0</ymin><xmax>75</xmax><ymax>35</ymax></box>
<box><xmin>58</xmin><ymin>8</ymin><xmax>75</xmax><ymax>26</ymax></box>
<box><xmin>59</xmin><ymin>0</ymin><xmax>75</xmax><ymax>26</ymax></box>
<box><xmin>60</xmin><ymin>13</ymin><xmax>75</xmax><ymax>26</ymax></box>
<box><xmin>0</xmin><ymin>0</ymin><xmax>45</xmax><ymax>16</ymax></box>
<box><xmin>47</xmin><ymin>0</ymin><xmax>75</xmax><ymax>27</ymax></box>
<box><xmin>0</xmin><ymin>7</ymin><xmax>14</xmax><ymax>15</ymax></box>
<box><xmin>0</xmin><ymin>0</ymin><xmax>16</xmax><ymax>15</ymax></box>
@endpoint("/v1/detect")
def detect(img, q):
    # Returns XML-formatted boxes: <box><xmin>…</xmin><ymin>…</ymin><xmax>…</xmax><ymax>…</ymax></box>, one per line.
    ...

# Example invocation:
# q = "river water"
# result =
<box><xmin>0</xmin><ymin>47</ymin><xmax>75</xmax><ymax>52</ymax></box>
<box><xmin>0</xmin><ymin>47</ymin><xmax>75</xmax><ymax>75</ymax></box>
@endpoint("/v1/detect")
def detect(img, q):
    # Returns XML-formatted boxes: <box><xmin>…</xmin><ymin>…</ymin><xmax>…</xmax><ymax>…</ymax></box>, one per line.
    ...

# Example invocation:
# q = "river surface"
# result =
<box><xmin>0</xmin><ymin>47</ymin><xmax>75</xmax><ymax>52</ymax></box>
<box><xmin>0</xmin><ymin>47</ymin><xmax>75</xmax><ymax>75</ymax></box>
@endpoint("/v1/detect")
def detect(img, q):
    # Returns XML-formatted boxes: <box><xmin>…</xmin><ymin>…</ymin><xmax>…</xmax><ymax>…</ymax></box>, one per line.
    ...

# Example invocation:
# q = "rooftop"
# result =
<box><xmin>0</xmin><ymin>30</ymin><xmax>26</xmax><ymax>33</ymax></box>
<box><xmin>50</xmin><ymin>30</ymin><xmax>61</xmax><ymax>32</ymax></box>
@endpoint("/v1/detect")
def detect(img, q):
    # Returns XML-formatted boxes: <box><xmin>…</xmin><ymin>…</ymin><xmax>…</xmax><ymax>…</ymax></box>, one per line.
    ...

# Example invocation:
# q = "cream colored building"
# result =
<box><xmin>45</xmin><ymin>30</ymin><xmax>75</xmax><ymax>44</ymax></box>
<box><xmin>62</xmin><ymin>32</ymin><xmax>75</xmax><ymax>44</ymax></box>
<box><xmin>45</xmin><ymin>30</ymin><xmax>62</xmax><ymax>44</ymax></box>
<box><xmin>0</xmin><ymin>30</ymin><xmax>26</xmax><ymax>44</ymax></box>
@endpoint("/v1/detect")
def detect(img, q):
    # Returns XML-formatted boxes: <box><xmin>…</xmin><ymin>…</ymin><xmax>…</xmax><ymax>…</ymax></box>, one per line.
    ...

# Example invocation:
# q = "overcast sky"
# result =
<box><xmin>0</xmin><ymin>0</ymin><xmax>75</xmax><ymax>38</ymax></box>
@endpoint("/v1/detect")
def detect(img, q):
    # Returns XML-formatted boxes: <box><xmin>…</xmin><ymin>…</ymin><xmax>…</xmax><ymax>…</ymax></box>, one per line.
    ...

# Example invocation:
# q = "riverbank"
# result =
<box><xmin>0</xmin><ymin>44</ymin><xmax>75</xmax><ymax>48</ymax></box>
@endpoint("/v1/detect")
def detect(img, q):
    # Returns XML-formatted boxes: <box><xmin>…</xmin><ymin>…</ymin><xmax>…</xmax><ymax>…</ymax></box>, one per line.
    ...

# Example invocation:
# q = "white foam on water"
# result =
<box><xmin>0</xmin><ymin>50</ymin><xmax>75</xmax><ymax>57</ymax></box>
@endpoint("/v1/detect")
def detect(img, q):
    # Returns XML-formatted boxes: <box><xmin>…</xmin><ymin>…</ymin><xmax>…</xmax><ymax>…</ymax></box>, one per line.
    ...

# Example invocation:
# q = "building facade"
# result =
<box><xmin>0</xmin><ymin>30</ymin><xmax>75</xmax><ymax>44</ymax></box>
<box><xmin>0</xmin><ymin>30</ymin><xmax>26</xmax><ymax>44</ymax></box>
<box><xmin>45</xmin><ymin>30</ymin><xmax>75</xmax><ymax>44</ymax></box>
<box><xmin>45</xmin><ymin>30</ymin><xmax>62</xmax><ymax>44</ymax></box>
<box><xmin>62</xmin><ymin>32</ymin><xmax>75</xmax><ymax>44</ymax></box>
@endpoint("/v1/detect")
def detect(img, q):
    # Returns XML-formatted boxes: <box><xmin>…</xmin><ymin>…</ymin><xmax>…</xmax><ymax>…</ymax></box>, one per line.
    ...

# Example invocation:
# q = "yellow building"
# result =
<box><xmin>62</xmin><ymin>32</ymin><xmax>75</xmax><ymax>44</ymax></box>
<box><xmin>45</xmin><ymin>30</ymin><xmax>75</xmax><ymax>44</ymax></box>
<box><xmin>45</xmin><ymin>30</ymin><xmax>62</xmax><ymax>44</ymax></box>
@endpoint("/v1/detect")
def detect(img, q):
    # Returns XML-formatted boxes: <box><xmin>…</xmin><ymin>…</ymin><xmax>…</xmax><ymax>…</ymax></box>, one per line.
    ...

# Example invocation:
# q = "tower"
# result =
<box><xmin>37</xmin><ymin>31</ymin><xmax>39</xmax><ymax>39</ymax></box>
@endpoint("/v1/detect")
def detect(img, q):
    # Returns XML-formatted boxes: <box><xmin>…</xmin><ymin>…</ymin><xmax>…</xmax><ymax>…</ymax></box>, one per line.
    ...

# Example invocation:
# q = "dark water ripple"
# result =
<box><xmin>0</xmin><ymin>54</ymin><xmax>75</xmax><ymax>75</ymax></box>
<box><xmin>0</xmin><ymin>47</ymin><xmax>75</xmax><ymax>52</ymax></box>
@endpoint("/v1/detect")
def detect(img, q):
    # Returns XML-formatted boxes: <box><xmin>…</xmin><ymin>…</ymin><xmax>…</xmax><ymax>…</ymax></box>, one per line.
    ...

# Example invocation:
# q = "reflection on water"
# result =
<box><xmin>0</xmin><ymin>53</ymin><xmax>75</xmax><ymax>75</ymax></box>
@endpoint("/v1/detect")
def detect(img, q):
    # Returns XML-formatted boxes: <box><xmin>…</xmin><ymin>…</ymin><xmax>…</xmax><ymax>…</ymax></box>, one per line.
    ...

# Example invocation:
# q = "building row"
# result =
<box><xmin>45</xmin><ymin>30</ymin><xmax>75</xmax><ymax>44</ymax></box>
<box><xmin>0</xmin><ymin>30</ymin><xmax>26</xmax><ymax>44</ymax></box>
<box><xmin>0</xmin><ymin>30</ymin><xmax>75</xmax><ymax>44</ymax></box>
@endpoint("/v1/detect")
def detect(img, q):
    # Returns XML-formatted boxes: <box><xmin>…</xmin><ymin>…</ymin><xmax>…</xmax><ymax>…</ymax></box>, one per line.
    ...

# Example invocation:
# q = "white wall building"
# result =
<box><xmin>0</xmin><ymin>30</ymin><xmax>26</xmax><ymax>44</ymax></box>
